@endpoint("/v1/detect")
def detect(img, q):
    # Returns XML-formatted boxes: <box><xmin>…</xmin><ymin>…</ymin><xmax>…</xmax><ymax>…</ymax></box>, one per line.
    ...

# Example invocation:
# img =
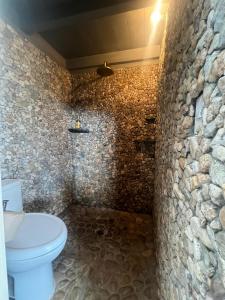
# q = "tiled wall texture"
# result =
<box><xmin>71</xmin><ymin>65</ymin><xmax>159</xmax><ymax>214</ymax></box>
<box><xmin>0</xmin><ymin>20</ymin><xmax>73</xmax><ymax>214</ymax></box>
<box><xmin>154</xmin><ymin>0</ymin><xmax>225</xmax><ymax>299</ymax></box>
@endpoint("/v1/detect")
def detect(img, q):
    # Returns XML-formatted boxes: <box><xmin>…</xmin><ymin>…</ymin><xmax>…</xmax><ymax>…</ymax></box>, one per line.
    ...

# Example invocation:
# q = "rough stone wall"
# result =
<box><xmin>71</xmin><ymin>64</ymin><xmax>159</xmax><ymax>214</ymax></box>
<box><xmin>154</xmin><ymin>0</ymin><xmax>225</xmax><ymax>299</ymax></box>
<box><xmin>0</xmin><ymin>20</ymin><xmax>73</xmax><ymax>214</ymax></box>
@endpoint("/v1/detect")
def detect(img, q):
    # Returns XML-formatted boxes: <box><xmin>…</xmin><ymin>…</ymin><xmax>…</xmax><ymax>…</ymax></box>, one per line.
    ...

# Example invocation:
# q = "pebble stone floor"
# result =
<box><xmin>52</xmin><ymin>205</ymin><xmax>158</xmax><ymax>300</ymax></box>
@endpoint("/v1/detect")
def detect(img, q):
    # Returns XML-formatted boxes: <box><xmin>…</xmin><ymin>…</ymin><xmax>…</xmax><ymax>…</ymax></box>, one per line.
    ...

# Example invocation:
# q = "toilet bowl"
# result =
<box><xmin>6</xmin><ymin>213</ymin><xmax>67</xmax><ymax>300</ymax></box>
<box><xmin>2</xmin><ymin>179</ymin><xmax>68</xmax><ymax>300</ymax></box>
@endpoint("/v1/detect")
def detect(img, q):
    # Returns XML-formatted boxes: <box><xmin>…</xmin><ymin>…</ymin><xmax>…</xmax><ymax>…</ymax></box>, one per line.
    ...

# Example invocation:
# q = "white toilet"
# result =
<box><xmin>2</xmin><ymin>180</ymin><xmax>67</xmax><ymax>300</ymax></box>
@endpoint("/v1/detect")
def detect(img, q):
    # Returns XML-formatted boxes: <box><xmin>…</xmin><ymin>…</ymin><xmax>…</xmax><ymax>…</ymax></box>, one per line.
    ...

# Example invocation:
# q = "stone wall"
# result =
<box><xmin>154</xmin><ymin>0</ymin><xmax>225</xmax><ymax>299</ymax></box>
<box><xmin>0</xmin><ymin>20</ymin><xmax>73</xmax><ymax>214</ymax></box>
<box><xmin>71</xmin><ymin>64</ymin><xmax>159</xmax><ymax>214</ymax></box>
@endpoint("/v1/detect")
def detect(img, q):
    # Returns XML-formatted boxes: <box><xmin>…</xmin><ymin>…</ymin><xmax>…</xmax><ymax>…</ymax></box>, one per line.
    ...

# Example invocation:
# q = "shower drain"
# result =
<box><xmin>95</xmin><ymin>228</ymin><xmax>107</xmax><ymax>236</ymax></box>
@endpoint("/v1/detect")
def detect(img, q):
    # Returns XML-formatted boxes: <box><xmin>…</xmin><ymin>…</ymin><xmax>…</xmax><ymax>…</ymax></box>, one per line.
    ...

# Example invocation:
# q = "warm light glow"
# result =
<box><xmin>150</xmin><ymin>0</ymin><xmax>162</xmax><ymax>24</ymax></box>
<box><xmin>142</xmin><ymin>0</ymin><xmax>163</xmax><ymax>66</ymax></box>
<box><xmin>151</xmin><ymin>10</ymin><xmax>162</xmax><ymax>23</ymax></box>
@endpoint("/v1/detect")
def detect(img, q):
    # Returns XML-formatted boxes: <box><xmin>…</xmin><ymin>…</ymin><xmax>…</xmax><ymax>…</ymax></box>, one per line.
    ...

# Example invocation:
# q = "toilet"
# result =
<box><xmin>2</xmin><ymin>180</ymin><xmax>67</xmax><ymax>300</ymax></box>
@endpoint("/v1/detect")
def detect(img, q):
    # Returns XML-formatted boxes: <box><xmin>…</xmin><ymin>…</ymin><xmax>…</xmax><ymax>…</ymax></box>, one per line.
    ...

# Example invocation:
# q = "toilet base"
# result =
<box><xmin>9</xmin><ymin>263</ymin><xmax>55</xmax><ymax>300</ymax></box>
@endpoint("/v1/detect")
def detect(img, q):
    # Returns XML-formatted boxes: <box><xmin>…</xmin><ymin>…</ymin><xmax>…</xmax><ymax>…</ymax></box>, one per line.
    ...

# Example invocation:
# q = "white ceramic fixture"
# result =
<box><xmin>3</xmin><ymin>211</ymin><xmax>24</xmax><ymax>242</ymax></box>
<box><xmin>2</xmin><ymin>179</ymin><xmax>67</xmax><ymax>300</ymax></box>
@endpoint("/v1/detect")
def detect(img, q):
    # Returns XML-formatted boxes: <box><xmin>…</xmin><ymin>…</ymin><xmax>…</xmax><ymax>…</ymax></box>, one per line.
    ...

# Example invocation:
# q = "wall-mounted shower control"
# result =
<box><xmin>3</xmin><ymin>200</ymin><xmax>9</xmax><ymax>211</ymax></box>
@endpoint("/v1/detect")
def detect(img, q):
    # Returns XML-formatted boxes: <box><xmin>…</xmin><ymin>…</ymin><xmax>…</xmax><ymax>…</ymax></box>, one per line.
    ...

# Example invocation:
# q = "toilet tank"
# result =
<box><xmin>1</xmin><ymin>180</ymin><xmax>23</xmax><ymax>212</ymax></box>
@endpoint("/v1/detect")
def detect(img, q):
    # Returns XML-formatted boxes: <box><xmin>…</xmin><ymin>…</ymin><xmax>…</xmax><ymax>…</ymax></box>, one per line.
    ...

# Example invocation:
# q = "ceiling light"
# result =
<box><xmin>151</xmin><ymin>11</ymin><xmax>162</xmax><ymax>23</ymax></box>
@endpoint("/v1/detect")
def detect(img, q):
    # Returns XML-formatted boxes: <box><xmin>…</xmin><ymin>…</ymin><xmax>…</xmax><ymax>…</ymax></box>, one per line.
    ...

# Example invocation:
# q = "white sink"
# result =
<box><xmin>3</xmin><ymin>211</ymin><xmax>25</xmax><ymax>242</ymax></box>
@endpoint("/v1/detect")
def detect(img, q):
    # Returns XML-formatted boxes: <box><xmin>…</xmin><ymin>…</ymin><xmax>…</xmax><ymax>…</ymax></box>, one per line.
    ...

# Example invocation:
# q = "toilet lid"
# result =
<box><xmin>6</xmin><ymin>213</ymin><xmax>67</xmax><ymax>261</ymax></box>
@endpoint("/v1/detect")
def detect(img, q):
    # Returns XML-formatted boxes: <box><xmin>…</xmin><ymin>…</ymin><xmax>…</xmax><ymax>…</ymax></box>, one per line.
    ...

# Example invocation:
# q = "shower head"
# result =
<box><xmin>97</xmin><ymin>61</ymin><xmax>114</xmax><ymax>77</ymax></box>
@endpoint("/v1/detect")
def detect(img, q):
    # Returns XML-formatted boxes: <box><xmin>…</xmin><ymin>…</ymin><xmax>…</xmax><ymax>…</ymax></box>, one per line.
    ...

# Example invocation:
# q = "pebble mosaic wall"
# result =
<box><xmin>0</xmin><ymin>18</ymin><xmax>159</xmax><ymax>215</ymax></box>
<box><xmin>154</xmin><ymin>0</ymin><xmax>225</xmax><ymax>299</ymax></box>
<box><xmin>71</xmin><ymin>65</ymin><xmax>159</xmax><ymax>214</ymax></box>
<box><xmin>0</xmin><ymin>20</ymin><xmax>74</xmax><ymax>214</ymax></box>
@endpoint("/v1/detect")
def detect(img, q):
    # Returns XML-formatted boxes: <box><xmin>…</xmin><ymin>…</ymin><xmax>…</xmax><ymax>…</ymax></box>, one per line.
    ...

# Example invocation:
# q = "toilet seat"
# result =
<box><xmin>6</xmin><ymin>213</ymin><xmax>67</xmax><ymax>261</ymax></box>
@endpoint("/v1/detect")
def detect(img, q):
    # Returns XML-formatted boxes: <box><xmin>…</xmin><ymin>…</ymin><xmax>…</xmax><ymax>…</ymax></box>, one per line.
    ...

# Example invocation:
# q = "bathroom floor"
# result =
<box><xmin>52</xmin><ymin>205</ymin><xmax>158</xmax><ymax>300</ymax></box>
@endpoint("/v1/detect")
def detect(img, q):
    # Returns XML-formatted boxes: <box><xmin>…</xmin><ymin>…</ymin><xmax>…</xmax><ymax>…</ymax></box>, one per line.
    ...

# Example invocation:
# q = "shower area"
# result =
<box><xmin>69</xmin><ymin>65</ymin><xmax>158</xmax><ymax>214</ymax></box>
<box><xmin>52</xmin><ymin>64</ymin><xmax>159</xmax><ymax>299</ymax></box>
<box><xmin>52</xmin><ymin>61</ymin><xmax>159</xmax><ymax>298</ymax></box>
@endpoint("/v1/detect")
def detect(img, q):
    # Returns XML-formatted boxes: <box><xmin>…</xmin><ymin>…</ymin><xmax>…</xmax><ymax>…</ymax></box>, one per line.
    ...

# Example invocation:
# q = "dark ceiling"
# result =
<box><xmin>1</xmin><ymin>0</ymin><xmax>167</xmax><ymax>70</ymax></box>
<box><xmin>41</xmin><ymin>11</ymin><xmax>164</xmax><ymax>59</ymax></box>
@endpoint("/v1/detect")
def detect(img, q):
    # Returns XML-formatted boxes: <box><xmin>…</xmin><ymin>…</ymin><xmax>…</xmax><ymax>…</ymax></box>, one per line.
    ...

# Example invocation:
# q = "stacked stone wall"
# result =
<box><xmin>154</xmin><ymin>0</ymin><xmax>225</xmax><ymax>298</ymax></box>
